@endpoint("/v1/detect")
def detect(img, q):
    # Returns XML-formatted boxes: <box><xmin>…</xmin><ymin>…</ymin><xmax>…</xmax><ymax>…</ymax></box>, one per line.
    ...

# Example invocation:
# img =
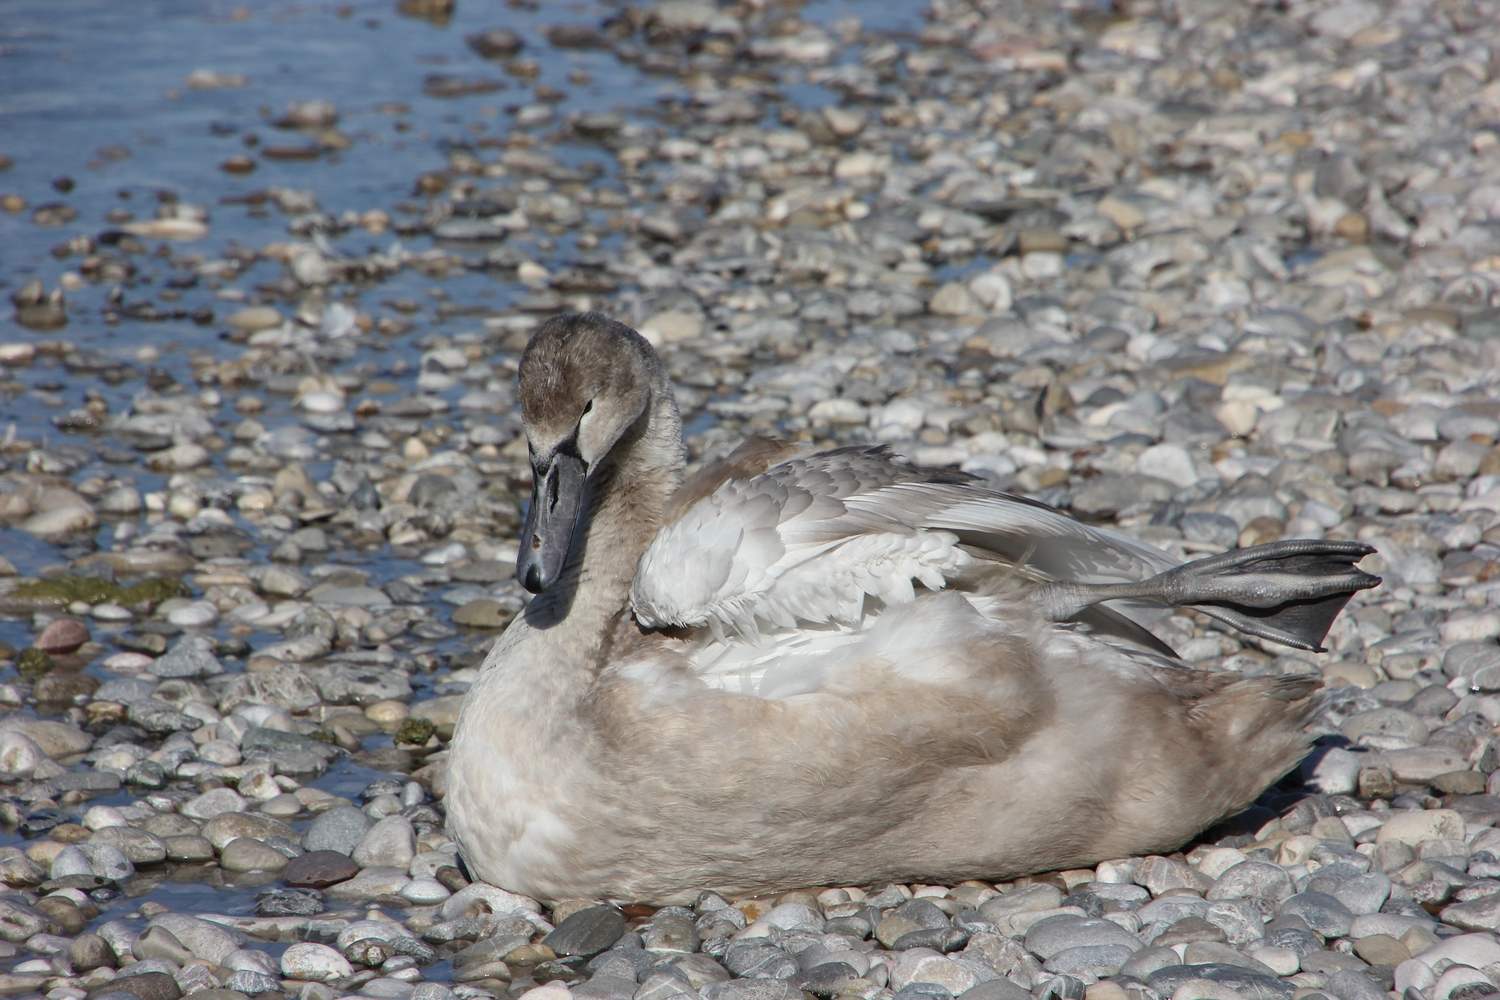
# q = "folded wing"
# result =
<box><xmin>630</xmin><ymin>444</ymin><xmax>1179</xmax><ymax>639</ymax></box>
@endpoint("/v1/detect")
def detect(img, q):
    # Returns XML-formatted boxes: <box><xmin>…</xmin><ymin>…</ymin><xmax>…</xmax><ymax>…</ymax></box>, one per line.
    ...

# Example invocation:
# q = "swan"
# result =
<box><xmin>446</xmin><ymin>312</ymin><xmax>1378</xmax><ymax>904</ymax></box>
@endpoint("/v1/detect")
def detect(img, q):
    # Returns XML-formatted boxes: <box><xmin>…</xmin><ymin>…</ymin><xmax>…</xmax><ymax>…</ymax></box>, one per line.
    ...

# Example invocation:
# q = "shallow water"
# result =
<box><xmin>0</xmin><ymin>0</ymin><xmax>930</xmax><ymax>981</ymax></box>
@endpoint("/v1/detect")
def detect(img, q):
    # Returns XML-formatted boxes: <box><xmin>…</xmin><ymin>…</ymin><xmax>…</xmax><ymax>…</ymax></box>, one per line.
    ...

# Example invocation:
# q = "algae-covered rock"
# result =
<box><xmin>9</xmin><ymin>575</ymin><xmax>186</xmax><ymax>609</ymax></box>
<box><xmin>118</xmin><ymin>577</ymin><xmax>189</xmax><ymax>606</ymax></box>
<box><xmin>17</xmin><ymin>648</ymin><xmax>53</xmax><ymax>681</ymax></box>
<box><xmin>11</xmin><ymin>576</ymin><xmax>116</xmax><ymax>605</ymax></box>
<box><xmin>396</xmin><ymin>718</ymin><xmax>434</xmax><ymax>746</ymax></box>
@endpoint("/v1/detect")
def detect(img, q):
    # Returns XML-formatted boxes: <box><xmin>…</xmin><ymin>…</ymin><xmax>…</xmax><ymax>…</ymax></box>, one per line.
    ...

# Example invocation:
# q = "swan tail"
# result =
<box><xmin>1191</xmin><ymin>673</ymin><xmax>1321</xmax><ymax>815</ymax></box>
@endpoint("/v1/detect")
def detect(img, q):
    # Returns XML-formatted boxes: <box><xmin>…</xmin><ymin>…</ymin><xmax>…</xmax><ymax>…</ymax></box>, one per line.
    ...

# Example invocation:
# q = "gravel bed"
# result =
<box><xmin>3</xmin><ymin>0</ymin><xmax>1500</xmax><ymax>999</ymax></box>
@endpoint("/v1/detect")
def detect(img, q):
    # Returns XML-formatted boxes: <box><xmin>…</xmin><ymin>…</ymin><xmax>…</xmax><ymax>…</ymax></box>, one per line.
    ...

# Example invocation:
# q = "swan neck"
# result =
<box><xmin>522</xmin><ymin>382</ymin><xmax>682</xmax><ymax>639</ymax></box>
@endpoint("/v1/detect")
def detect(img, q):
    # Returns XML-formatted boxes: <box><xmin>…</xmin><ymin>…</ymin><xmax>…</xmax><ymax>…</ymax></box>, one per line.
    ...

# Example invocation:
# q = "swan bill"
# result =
<box><xmin>517</xmin><ymin>450</ymin><xmax>585</xmax><ymax>594</ymax></box>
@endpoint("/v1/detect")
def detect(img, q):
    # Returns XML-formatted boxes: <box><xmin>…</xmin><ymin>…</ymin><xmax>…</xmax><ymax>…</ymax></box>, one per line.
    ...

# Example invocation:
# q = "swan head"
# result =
<box><xmin>515</xmin><ymin>312</ymin><xmax>663</xmax><ymax>594</ymax></box>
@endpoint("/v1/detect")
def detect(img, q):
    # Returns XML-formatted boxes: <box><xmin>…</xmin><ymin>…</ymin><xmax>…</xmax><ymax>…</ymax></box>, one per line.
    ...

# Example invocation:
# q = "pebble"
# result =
<box><xmin>302</xmin><ymin>806</ymin><xmax>375</xmax><ymax>855</ymax></box>
<box><xmin>149</xmin><ymin>914</ymin><xmax>241</xmax><ymax>963</ymax></box>
<box><xmin>226</xmin><ymin>307</ymin><xmax>283</xmax><ymax>333</ymax></box>
<box><xmin>220</xmin><ymin>838</ymin><xmax>290</xmax><ymax>873</ymax></box>
<box><xmin>1025</xmin><ymin>916</ymin><xmax>1143</xmax><ymax>960</ymax></box>
<box><xmin>33</xmin><ymin>618</ymin><xmax>89</xmax><ymax>654</ymax></box>
<box><xmin>0</xmin><ymin>731</ymin><xmax>45</xmax><ymax>777</ymax></box>
<box><xmin>400</xmin><ymin>877</ymin><xmax>451</xmax><ymax>905</ymax></box>
<box><xmin>103</xmin><ymin>970</ymin><xmax>182</xmax><ymax>1000</ymax></box>
<box><xmin>282</xmin><ymin>942</ymin><xmax>355</xmax><ymax>982</ymax></box>
<box><xmin>284</xmin><ymin>850</ymin><xmax>361</xmax><ymax>888</ymax></box>
<box><xmin>352</xmin><ymin>815</ymin><xmax>417</xmax><ymax>869</ymax></box>
<box><xmin>543</xmin><ymin>906</ymin><xmax>626</xmax><ymax>957</ymax></box>
<box><xmin>91</xmin><ymin>826</ymin><xmax>165</xmax><ymax>864</ymax></box>
<box><xmin>181</xmin><ymin>788</ymin><xmax>247</xmax><ymax>820</ymax></box>
<box><xmin>202</xmin><ymin>812</ymin><xmax>300</xmax><ymax>850</ymax></box>
<box><xmin>1378</xmin><ymin>809</ymin><xmax>1466</xmax><ymax>846</ymax></box>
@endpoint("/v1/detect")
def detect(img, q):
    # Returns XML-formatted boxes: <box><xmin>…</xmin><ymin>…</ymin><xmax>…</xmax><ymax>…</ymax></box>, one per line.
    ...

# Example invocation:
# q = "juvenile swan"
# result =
<box><xmin>447</xmin><ymin>313</ymin><xmax>1378</xmax><ymax>904</ymax></box>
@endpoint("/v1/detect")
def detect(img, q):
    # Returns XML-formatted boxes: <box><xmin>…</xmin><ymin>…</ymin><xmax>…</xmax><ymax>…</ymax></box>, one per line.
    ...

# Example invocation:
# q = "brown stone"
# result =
<box><xmin>282</xmin><ymin>850</ymin><xmax>359</xmax><ymax>889</ymax></box>
<box><xmin>1153</xmin><ymin>916</ymin><xmax>1227</xmax><ymax>948</ymax></box>
<box><xmin>52</xmin><ymin>823</ymin><xmax>91</xmax><ymax>844</ymax></box>
<box><xmin>1016</xmin><ymin>228</ymin><xmax>1068</xmax><ymax>254</ymax></box>
<box><xmin>452</xmin><ymin>600</ymin><xmax>513</xmax><ymax>628</ymax></box>
<box><xmin>34</xmin><ymin>896</ymin><xmax>84</xmax><ymax>934</ymax></box>
<box><xmin>1353</xmin><ymin>934</ymin><xmax>1409</xmax><ymax>966</ymax></box>
<box><xmin>69</xmin><ymin>933</ymin><xmax>114</xmax><ymax>972</ymax></box>
<box><xmin>1335</xmin><ymin>213</ymin><xmax>1370</xmax><ymax>242</ymax></box>
<box><xmin>352</xmin><ymin>747</ymin><xmax>414</xmax><ymax>773</ymax></box>
<box><xmin>33</xmin><ymin>618</ymin><xmax>89</xmax><ymax>655</ymax></box>
<box><xmin>1434</xmin><ymin>770</ymin><xmax>1486</xmax><ymax>795</ymax></box>
<box><xmin>87</xmin><ymin>970</ymin><xmax>181</xmax><ymax>1000</ymax></box>
<box><xmin>34</xmin><ymin>671</ymin><xmax>100</xmax><ymax>703</ymax></box>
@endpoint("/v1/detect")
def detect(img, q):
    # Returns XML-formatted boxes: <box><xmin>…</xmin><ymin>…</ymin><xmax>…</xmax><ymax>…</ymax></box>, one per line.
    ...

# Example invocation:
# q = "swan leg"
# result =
<box><xmin>1034</xmin><ymin>539</ymin><xmax>1380</xmax><ymax>652</ymax></box>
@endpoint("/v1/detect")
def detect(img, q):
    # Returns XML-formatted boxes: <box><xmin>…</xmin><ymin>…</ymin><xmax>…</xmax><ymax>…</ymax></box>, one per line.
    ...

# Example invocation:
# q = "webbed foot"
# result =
<box><xmin>1035</xmin><ymin>539</ymin><xmax>1380</xmax><ymax>652</ymax></box>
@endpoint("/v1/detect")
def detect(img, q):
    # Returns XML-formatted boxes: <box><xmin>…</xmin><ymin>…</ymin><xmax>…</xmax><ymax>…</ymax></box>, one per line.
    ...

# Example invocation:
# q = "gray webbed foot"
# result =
<box><xmin>1035</xmin><ymin>539</ymin><xmax>1380</xmax><ymax>652</ymax></box>
<box><xmin>1155</xmin><ymin>539</ymin><xmax>1380</xmax><ymax>651</ymax></box>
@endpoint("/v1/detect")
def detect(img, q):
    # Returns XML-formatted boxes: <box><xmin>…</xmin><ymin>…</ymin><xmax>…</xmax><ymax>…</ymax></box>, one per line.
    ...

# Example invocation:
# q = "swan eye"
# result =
<box><xmin>581</xmin><ymin>398</ymin><xmax>594</xmax><ymax>418</ymax></box>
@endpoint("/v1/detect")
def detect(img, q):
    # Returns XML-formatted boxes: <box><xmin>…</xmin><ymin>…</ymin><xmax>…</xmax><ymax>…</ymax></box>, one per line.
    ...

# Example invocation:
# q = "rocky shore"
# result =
<box><xmin>2</xmin><ymin>0</ymin><xmax>1500</xmax><ymax>999</ymax></box>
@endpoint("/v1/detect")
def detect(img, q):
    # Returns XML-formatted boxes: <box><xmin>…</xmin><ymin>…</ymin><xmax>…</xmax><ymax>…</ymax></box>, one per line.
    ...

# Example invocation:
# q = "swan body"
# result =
<box><xmin>446</xmin><ymin>313</ymin><xmax>1376</xmax><ymax>904</ymax></box>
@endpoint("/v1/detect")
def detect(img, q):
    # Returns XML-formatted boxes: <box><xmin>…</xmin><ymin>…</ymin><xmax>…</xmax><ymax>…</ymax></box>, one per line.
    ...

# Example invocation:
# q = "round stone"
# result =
<box><xmin>400</xmin><ymin>877</ymin><xmax>452</xmax><ymax>904</ymax></box>
<box><xmin>167</xmin><ymin>601</ymin><xmax>220</xmax><ymax>628</ymax></box>
<box><xmin>34</xmin><ymin>618</ymin><xmax>89</xmax><ymax>654</ymax></box>
<box><xmin>281</xmin><ymin>942</ymin><xmax>354</xmax><ymax>982</ymax></box>
<box><xmin>220</xmin><ymin>838</ymin><xmax>290</xmax><ymax>873</ymax></box>
<box><xmin>284</xmin><ymin>850</ymin><xmax>361</xmax><ymax>888</ymax></box>
<box><xmin>182</xmin><ymin>787</ymin><xmax>247</xmax><ymax>820</ymax></box>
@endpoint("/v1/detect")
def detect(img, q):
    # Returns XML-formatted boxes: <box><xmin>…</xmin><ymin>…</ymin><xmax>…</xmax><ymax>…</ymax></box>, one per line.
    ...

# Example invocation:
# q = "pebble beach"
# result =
<box><xmin>3</xmin><ymin>0</ymin><xmax>1500</xmax><ymax>999</ymax></box>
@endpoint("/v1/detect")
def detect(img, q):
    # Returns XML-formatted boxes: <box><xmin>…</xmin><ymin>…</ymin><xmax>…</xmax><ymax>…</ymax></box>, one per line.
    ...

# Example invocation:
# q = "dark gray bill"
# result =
<box><xmin>517</xmin><ymin>452</ymin><xmax>586</xmax><ymax>593</ymax></box>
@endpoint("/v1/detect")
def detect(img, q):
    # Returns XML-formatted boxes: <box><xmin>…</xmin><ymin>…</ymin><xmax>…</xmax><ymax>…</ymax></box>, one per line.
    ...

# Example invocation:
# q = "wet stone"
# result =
<box><xmin>1024</xmin><ymin>915</ymin><xmax>1143</xmax><ymax>960</ymax></box>
<box><xmin>959</xmin><ymin>982</ymin><xmax>1030</xmax><ymax>1000</ymax></box>
<box><xmin>796</xmin><ymin>962</ymin><xmax>860</xmax><ymax>999</ymax></box>
<box><xmin>220</xmin><ymin>838</ymin><xmax>290</xmax><ymax>873</ymax></box>
<box><xmin>256</xmin><ymin>886</ymin><xmax>325</xmax><ymax>916</ymax></box>
<box><xmin>451</xmin><ymin>933</ymin><xmax>529</xmax><ymax>969</ymax></box>
<box><xmin>90</xmin><ymin>826</ymin><xmax>166</xmax><ymax>864</ymax></box>
<box><xmin>151</xmin><ymin>636</ymin><xmax>224</xmax><ymax>679</ymax></box>
<box><xmin>149</xmin><ymin>913</ymin><xmax>242</xmax><ymax>963</ymax></box>
<box><xmin>321</xmin><ymin>864</ymin><xmax>410</xmax><ymax>901</ymax></box>
<box><xmin>301</xmin><ymin>805</ymin><xmax>374</xmax><ymax>855</ymax></box>
<box><xmin>132</xmin><ymin>926</ymin><xmax>195</xmax><ymax>965</ymax></box>
<box><xmin>544</xmin><ymin>906</ymin><xmax>626</xmax><ymax>957</ymax></box>
<box><xmin>642</xmin><ymin>910</ymin><xmax>699</xmax><ymax>953</ymax></box>
<box><xmin>69</xmin><ymin>933</ymin><xmax>114</xmax><ymax>972</ymax></box>
<box><xmin>281</xmin><ymin>941</ymin><xmax>354</xmax><ymax>982</ymax></box>
<box><xmin>284</xmin><ymin>849</ymin><xmax>360</xmax><ymax>888</ymax></box>
<box><xmin>202</xmin><ymin>812</ymin><xmax>299</xmax><ymax>850</ymax></box>
<box><xmin>1145</xmin><ymin>964</ymin><xmax>1293</xmax><ymax>1000</ymax></box>
<box><xmin>87</xmin><ymin>971</ymin><xmax>182</xmax><ymax>1000</ymax></box>
<box><xmin>700</xmin><ymin>982</ymin><xmax>802</xmax><ymax>1000</ymax></box>
<box><xmin>352</xmin><ymin>746</ymin><xmax>415</xmax><ymax>772</ymax></box>
<box><xmin>891</xmin><ymin>927</ymin><xmax>969</xmax><ymax>952</ymax></box>
<box><xmin>162</xmin><ymin>835</ymin><xmax>214</xmax><ymax>861</ymax></box>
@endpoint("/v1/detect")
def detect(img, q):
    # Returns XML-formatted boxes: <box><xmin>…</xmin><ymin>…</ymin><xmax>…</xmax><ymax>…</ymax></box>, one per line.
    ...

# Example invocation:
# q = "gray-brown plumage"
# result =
<box><xmin>445</xmin><ymin>312</ymin><xmax>1376</xmax><ymax>904</ymax></box>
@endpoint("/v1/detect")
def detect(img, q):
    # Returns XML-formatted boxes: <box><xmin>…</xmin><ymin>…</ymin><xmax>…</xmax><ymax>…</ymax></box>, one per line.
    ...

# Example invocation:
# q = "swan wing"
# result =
<box><xmin>630</xmin><ymin>445</ymin><xmax>1178</xmax><ymax>636</ymax></box>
